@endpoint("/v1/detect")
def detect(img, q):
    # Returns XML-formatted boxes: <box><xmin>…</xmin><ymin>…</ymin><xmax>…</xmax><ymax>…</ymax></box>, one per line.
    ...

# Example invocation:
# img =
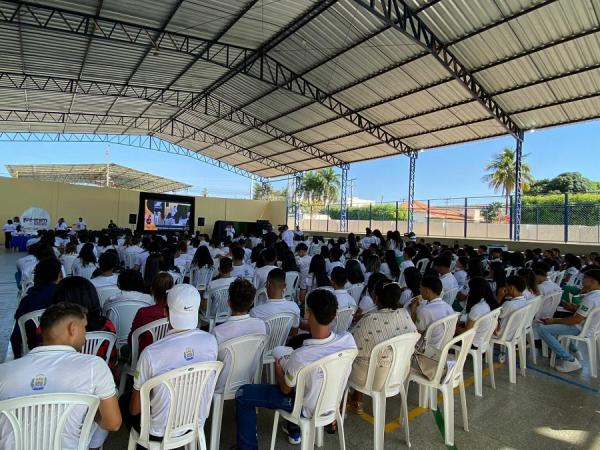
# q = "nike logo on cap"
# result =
<box><xmin>183</xmin><ymin>305</ymin><xmax>194</xmax><ymax>311</ymax></box>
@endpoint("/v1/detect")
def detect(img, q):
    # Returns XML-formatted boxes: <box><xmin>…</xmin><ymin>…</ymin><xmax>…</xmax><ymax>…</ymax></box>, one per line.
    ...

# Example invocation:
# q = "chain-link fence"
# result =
<box><xmin>288</xmin><ymin>192</ymin><xmax>600</xmax><ymax>244</ymax></box>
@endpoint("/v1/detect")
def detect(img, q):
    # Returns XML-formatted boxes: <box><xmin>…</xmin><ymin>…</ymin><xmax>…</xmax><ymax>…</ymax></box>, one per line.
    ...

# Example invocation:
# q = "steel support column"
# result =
<box><xmin>340</xmin><ymin>166</ymin><xmax>349</xmax><ymax>232</ymax></box>
<box><xmin>293</xmin><ymin>173</ymin><xmax>303</xmax><ymax>228</ymax></box>
<box><xmin>514</xmin><ymin>131</ymin><xmax>525</xmax><ymax>241</ymax></box>
<box><xmin>407</xmin><ymin>151</ymin><xmax>417</xmax><ymax>233</ymax></box>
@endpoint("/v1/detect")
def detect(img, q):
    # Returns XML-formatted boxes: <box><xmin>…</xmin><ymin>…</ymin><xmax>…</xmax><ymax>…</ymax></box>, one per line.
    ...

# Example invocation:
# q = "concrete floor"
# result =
<box><xmin>1</xmin><ymin>249</ymin><xmax>599</xmax><ymax>449</ymax></box>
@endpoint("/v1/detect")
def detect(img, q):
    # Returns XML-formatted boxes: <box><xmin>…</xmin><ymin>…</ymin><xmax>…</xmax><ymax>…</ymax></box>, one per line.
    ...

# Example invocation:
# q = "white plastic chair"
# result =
<box><xmin>334</xmin><ymin>307</ymin><xmax>356</xmax><ymax>335</ymax></box>
<box><xmin>490</xmin><ymin>303</ymin><xmax>533</xmax><ymax>384</ymax></box>
<box><xmin>285</xmin><ymin>271</ymin><xmax>300</xmax><ymax>301</ymax></box>
<box><xmin>125</xmin><ymin>252</ymin><xmax>139</xmax><ymax>269</ymax></box>
<box><xmin>522</xmin><ymin>295</ymin><xmax>544</xmax><ymax>364</ymax></box>
<box><xmin>96</xmin><ymin>285</ymin><xmax>121</xmax><ymax>308</ymax></box>
<box><xmin>423</xmin><ymin>312</ymin><xmax>460</xmax><ymax>354</ymax></box>
<box><xmin>103</xmin><ymin>299</ymin><xmax>148</xmax><ymax>347</ymax></box>
<box><xmin>190</xmin><ymin>265</ymin><xmax>215</xmax><ymax>292</ymax></box>
<box><xmin>408</xmin><ymin>329</ymin><xmax>475</xmax><ymax>447</ymax></box>
<box><xmin>210</xmin><ymin>334</ymin><xmax>267</xmax><ymax>450</ymax></box>
<box><xmin>61</xmin><ymin>254</ymin><xmax>77</xmax><ymax>276</ymax></box>
<box><xmin>348</xmin><ymin>283</ymin><xmax>364</xmax><ymax>304</ymax></box>
<box><xmin>416</xmin><ymin>258</ymin><xmax>430</xmax><ymax>275</ymax></box>
<box><xmin>127</xmin><ymin>361</ymin><xmax>223</xmax><ymax>450</ymax></box>
<box><xmin>200</xmin><ymin>285</ymin><xmax>231</xmax><ymax>332</ymax></box>
<box><xmin>549</xmin><ymin>306</ymin><xmax>600</xmax><ymax>378</ymax></box>
<box><xmin>254</xmin><ymin>287</ymin><xmax>268</xmax><ymax>307</ymax></box>
<box><xmin>554</xmin><ymin>270</ymin><xmax>566</xmax><ymax>286</ymax></box>
<box><xmin>348</xmin><ymin>333</ymin><xmax>420</xmax><ymax>449</ymax></box>
<box><xmin>441</xmin><ymin>288</ymin><xmax>459</xmax><ymax>306</ymax></box>
<box><xmin>540</xmin><ymin>292</ymin><xmax>570</xmax><ymax>357</ymax></box>
<box><xmin>17</xmin><ymin>308</ymin><xmax>45</xmax><ymax>355</ymax></box>
<box><xmin>262</xmin><ymin>313</ymin><xmax>296</xmax><ymax>383</ymax></box>
<box><xmin>269</xmin><ymin>349</ymin><xmax>358</xmax><ymax>450</ymax></box>
<box><xmin>452</xmin><ymin>308</ymin><xmax>502</xmax><ymax>397</ymax></box>
<box><xmin>0</xmin><ymin>393</ymin><xmax>100</xmax><ymax>450</ymax></box>
<box><xmin>82</xmin><ymin>331</ymin><xmax>116</xmax><ymax>363</ymax></box>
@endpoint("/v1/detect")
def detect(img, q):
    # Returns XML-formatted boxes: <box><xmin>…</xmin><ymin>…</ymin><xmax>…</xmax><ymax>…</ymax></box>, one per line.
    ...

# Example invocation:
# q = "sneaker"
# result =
<box><xmin>281</xmin><ymin>424</ymin><xmax>301</xmax><ymax>445</ymax></box>
<box><xmin>556</xmin><ymin>358</ymin><xmax>582</xmax><ymax>373</ymax></box>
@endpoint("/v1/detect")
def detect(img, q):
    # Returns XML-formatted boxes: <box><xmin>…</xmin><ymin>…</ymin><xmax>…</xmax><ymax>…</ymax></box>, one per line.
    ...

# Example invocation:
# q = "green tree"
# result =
<box><xmin>529</xmin><ymin>172</ymin><xmax>594</xmax><ymax>194</ymax></box>
<box><xmin>317</xmin><ymin>167</ymin><xmax>340</xmax><ymax>207</ymax></box>
<box><xmin>482</xmin><ymin>147</ymin><xmax>534</xmax><ymax>212</ymax></box>
<box><xmin>482</xmin><ymin>202</ymin><xmax>503</xmax><ymax>223</ymax></box>
<box><xmin>253</xmin><ymin>182</ymin><xmax>286</xmax><ymax>200</ymax></box>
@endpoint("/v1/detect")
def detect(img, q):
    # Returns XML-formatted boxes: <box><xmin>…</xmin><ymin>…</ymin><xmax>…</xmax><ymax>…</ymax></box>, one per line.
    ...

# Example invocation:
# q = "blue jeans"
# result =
<box><xmin>235</xmin><ymin>384</ymin><xmax>297</xmax><ymax>450</ymax></box>
<box><xmin>538</xmin><ymin>324</ymin><xmax>580</xmax><ymax>361</ymax></box>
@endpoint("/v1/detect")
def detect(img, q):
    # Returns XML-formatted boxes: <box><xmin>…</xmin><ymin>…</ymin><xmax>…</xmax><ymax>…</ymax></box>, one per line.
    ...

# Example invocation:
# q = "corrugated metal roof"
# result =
<box><xmin>0</xmin><ymin>0</ymin><xmax>599</xmax><ymax>178</ymax></box>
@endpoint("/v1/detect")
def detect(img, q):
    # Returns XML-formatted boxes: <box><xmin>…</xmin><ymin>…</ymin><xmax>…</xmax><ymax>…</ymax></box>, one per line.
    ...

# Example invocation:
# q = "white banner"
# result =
<box><xmin>20</xmin><ymin>207</ymin><xmax>51</xmax><ymax>232</ymax></box>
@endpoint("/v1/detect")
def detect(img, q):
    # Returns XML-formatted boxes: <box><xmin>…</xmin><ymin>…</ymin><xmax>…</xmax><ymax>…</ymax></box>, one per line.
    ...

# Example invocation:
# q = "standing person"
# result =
<box><xmin>75</xmin><ymin>217</ymin><xmax>87</xmax><ymax>231</ymax></box>
<box><xmin>235</xmin><ymin>289</ymin><xmax>357</xmax><ymax>449</ymax></box>
<box><xmin>281</xmin><ymin>225</ymin><xmax>295</xmax><ymax>248</ymax></box>
<box><xmin>3</xmin><ymin>218</ymin><xmax>16</xmax><ymax>249</ymax></box>
<box><xmin>0</xmin><ymin>303</ymin><xmax>122</xmax><ymax>450</ymax></box>
<box><xmin>55</xmin><ymin>217</ymin><xmax>67</xmax><ymax>231</ymax></box>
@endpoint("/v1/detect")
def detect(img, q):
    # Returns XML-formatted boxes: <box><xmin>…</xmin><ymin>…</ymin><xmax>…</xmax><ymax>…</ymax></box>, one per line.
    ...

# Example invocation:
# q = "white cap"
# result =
<box><xmin>167</xmin><ymin>284</ymin><xmax>200</xmax><ymax>330</ymax></box>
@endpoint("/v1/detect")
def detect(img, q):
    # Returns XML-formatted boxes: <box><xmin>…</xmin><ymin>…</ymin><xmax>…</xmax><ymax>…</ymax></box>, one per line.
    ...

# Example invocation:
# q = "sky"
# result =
<box><xmin>0</xmin><ymin>119</ymin><xmax>598</xmax><ymax>202</ymax></box>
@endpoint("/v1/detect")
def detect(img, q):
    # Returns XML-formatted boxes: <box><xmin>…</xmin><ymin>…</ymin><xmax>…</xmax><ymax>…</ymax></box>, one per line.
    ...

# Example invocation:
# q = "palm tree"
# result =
<box><xmin>482</xmin><ymin>147</ymin><xmax>534</xmax><ymax>212</ymax></box>
<box><xmin>300</xmin><ymin>172</ymin><xmax>322</xmax><ymax>204</ymax></box>
<box><xmin>317</xmin><ymin>168</ymin><xmax>340</xmax><ymax>207</ymax></box>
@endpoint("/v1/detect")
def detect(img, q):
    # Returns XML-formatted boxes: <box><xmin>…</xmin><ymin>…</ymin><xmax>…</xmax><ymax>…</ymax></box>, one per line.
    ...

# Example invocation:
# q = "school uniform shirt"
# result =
<box><xmin>280</xmin><ymin>332</ymin><xmax>356</xmax><ymax>419</ymax></box>
<box><xmin>16</xmin><ymin>254</ymin><xmax>37</xmax><ymax>277</ymax></box>
<box><xmin>243</xmin><ymin>247</ymin><xmax>252</xmax><ymax>263</ymax></box>
<box><xmin>207</xmin><ymin>276</ymin><xmax>235</xmax><ymax>294</ymax></box>
<box><xmin>380</xmin><ymin>262</ymin><xmax>392</xmax><ymax>280</ymax></box>
<box><xmin>211</xmin><ymin>315</ymin><xmax>267</xmax><ymax>392</ymax></box>
<box><xmin>91</xmin><ymin>273</ymin><xmax>119</xmax><ymax>288</ymax></box>
<box><xmin>465</xmin><ymin>299</ymin><xmax>492</xmax><ymax>348</ymax></box>
<box><xmin>539</xmin><ymin>279</ymin><xmax>562</xmax><ymax>297</ymax></box>
<box><xmin>440</xmin><ymin>272</ymin><xmax>459</xmax><ymax>293</ymax></box>
<box><xmin>231</xmin><ymin>263</ymin><xmax>254</xmax><ymax>279</ymax></box>
<box><xmin>133</xmin><ymin>329</ymin><xmax>218</xmax><ymax>437</ymax></box>
<box><xmin>453</xmin><ymin>270</ymin><xmax>467</xmax><ymax>289</ymax></box>
<box><xmin>103</xmin><ymin>290</ymin><xmax>153</xmax><ymax>314</ymax></box>
<box><xmin>126</xmin><ymin>245</ymin><xmax>144</xmax><ymax>254</ymax></box>
<box><xmin>498</xmin><ymin>296</ymin><xmax>528</xmax><ymax>334</ymax></box>
<box><xmin>249</xmin><ymin>298</ymin><xmax>301</xmax><ymax>328</ymax></box>
<box><xmin>0</xmin><ymin>345</ymin><xmax>116</xmax><ymax>450</ymax></box>
<box><xmin>3</xmin><ymin>223</ymin><xmax>16</xmax><ymax>233</ymax></box>
<box><xmin>55</xmin><ymin>222</ymin><xmax>67</xmax><ymax>230</ymax></box>
<box><xmin>137</xmin><ymin>251</ymin><xmax>150</xmax><ymax>272</ymax></box>
<box><xmin>358</xmin><ymin>294</ymin><xmax>376</xmax><ymax>313</ymax></box>
<box><xmin>360</xmin><ymin>235</ymin><xmax>376</xmax><ymax>249</ymax></box>
<box><xmin>576</xmin><ymin>290</ymin><xmax>600</xmax><ymax>337</ymax></box>
<box><xmin>523</xmin><ymin>288</ymin><xmax>536</xmax><ymax>300</ymax></box>
<box><xmin>296</xmin><ymin>254</ymin><xmax>312</xmax><ymax>276</ymax></box>
<box><xmin>399</xmin><ymin>288</ymin><xmax>416</xmax><ymax>307</ymax></box>
<box><xmin>326</xmin><ymin>260</ymin><xmax>344</xmax><ymax>275</ymax></box>
<box><xmin>282</xmin><ymin>229</ymin><xmax>295</xmax><ymax>248</ymax></box>
<box><xmin>71</xmin><ymin>258</ymin><xmax>98</xmax><ymax>280</ymax></box>
<box><xmin>252</xmin><ymin>264</ymin><xmax>278</xmax><ymax>290</ymax></box>
<box><xmin>399</xmin><ymin>259</ymin><xmax>414</xmax><ymax>272</ymax></box>
<box><xmin>416</xmin><ymin>298</ymin><xmax>455</xmax><ymax>349</ymax></box>
<box><xmin>334</xmin><ymin>289</ymin><xmax>357</xmax><ymax>309</ymax></box>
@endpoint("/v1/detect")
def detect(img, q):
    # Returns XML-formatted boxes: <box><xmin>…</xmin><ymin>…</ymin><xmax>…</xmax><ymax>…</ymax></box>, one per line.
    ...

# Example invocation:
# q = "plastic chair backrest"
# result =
<box><xmin>287</xmin><ymin>349</ymin><xmax>358</xmax><ymax>425</ymax></box>
<box><xmin>125</xmin><ymin>253</ymin><xmax>138</xmax><ymax>269</ymax></box>
<box><xmin>497</xmin><ymin>303</ymin><xmax>533</xmax><ymax>341</ymax></box>
<box><xmin>537</xmin><ymin>291</ymin><xmax>563</xmax><ymax>320</ymax></box>
<box><xmin>61</xmin><ymin>254</ymin><xmax>77</xmax><ymax>276</ymax></box>
<box><xmin>554</xmin><ymin>270</ymin><xmax>566</xmax><ymax>286</ymax></box>
<box><xmin>217</xmin><ymin>334</ymin><xmax>266</xmax><ymax>397</ymax></box>
<box><xmin>263</xmin><ymin>313</ymin><xmax>296</xmax><ymax>358</ymax></box>
<box><xmin>348</xmin><ymin>283</ymin><xmax>364</xmax><ymax>304</ymax></box>
<box><xmin>137</xmin><ymin>361</ymin><xmax>222</xmax><ymax>446</ymax></box>
<box><xmin>424</xmin><ymin>312</ymin><xmax>460</xmax><ymax>352</ymax></box>
<box><xmin>130</xmin><ymin>318</ymin><xmax>170</xmax><ymax>369</ymax></box>
<box><xmin>363</xmin><ymin>333</ymin><xmax>420</xmax><ymax>393</ymax></box>
<box><xmin>578</xmin><ymin>306</ymin><xmax>600</xmax><ymax>338</ymax></box>
<box><xmin>334</xmin><ymin>307</ymin><xmax>356</xmax><ymax>335</ymax></box>
<box><xmin>431</xmin><ymin>329</ymin><xmax>476</xmax><ymax>385</ymax></box>
<box><xmin>416</xmin><ymin>258</ymin><xmax>430</xmax><ymax>274</ymax></box>
<box><xmin>103</xmin><ymin>299</ymin><xmax>148</xmax><ymax>347</ymax></box>
<box><xmin>190</xmin><ymin>265</ymin><xmax>215</xmax><ymax>290</ymax></box>
<box><xmin>96</xmin><ymin>286</ymin><xmax>121</xmax><ymax>308</ymax></box>
<box><xmin>284</xmin><ymin>271</ymin><xmax>300</xmax><ymax>300</ymax></box>
<box><xmin>17</xmin><ymin>308</ymin><xmax>45</xmax><ymax>355</ymax></box>
<box><xmin>254</xmin><ymin>287</ymin><xmax>268</xmax><ymax>307</ymax></box>
<box><xmin>472</xmin><ymin>308</ymin><xmax>502</xmax><ymax>352</ymax></box>
<box><xmin>523</xmin><ymin>296</ymin><xmax>543</xmax><ymax>332</ymax></box>
<box><xmin>441</xmin><ymin>288</ymin><xmax>459</xmax><ymax>306</ymax></box>
<box><xmin>568</xmin><ymin>272</ymin><xmax>583</xmax><ymax>287</ymax></box>
<box><xmin>0</xmin><ymin>393</ymin><xmax>99</xmax><ymax>450</ymax></box>
<box><xmin>82</xmin><ymin>331</ymin><xmax>116</xmax><ymax>362</ymax></box>
<box><xmin>206</xmin><ymin>285</ymin><xmax>231</xmax><ymax>323</ymax></box>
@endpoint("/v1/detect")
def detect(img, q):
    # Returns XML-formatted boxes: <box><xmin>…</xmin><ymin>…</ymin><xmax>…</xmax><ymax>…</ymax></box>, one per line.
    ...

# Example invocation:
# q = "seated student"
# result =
<box><xmin>380</xmin><ymin>250</ymin><xmax>401</xmax><ymax>281</ymax></box>
<box><xmin>0</xmin><ymin>303</ymin><xmax>122</xmax><ymax>450</ymax></box>
<box><xmin>71</xmin><ymin>242</ymin><xmax>98</xmax><ymax>280</ymax></box>
<box><xmin>128</xmin><ymin>272</ymin><xmax>173</xmax><ymax>354</ymax></box>
<box><xmin>345</xmin><ymin>259</ymin><xmax>365</xmax><ymax>287</ymax></box>
<box><xmin>91</xmin><ymin>251</ymin><xmax>120</xmax><ymax>289</ymax></box>
<box><xmin>253</xmin><ymin>247</ymin><xmax>278</xmax><ymax>290</ymax></box>
<box><xmin>363</xmin><ymin>254</ymin><xmax>381</xmax><ymax>285</ymax></box>
<box><xmin>348</xmin><ymin>280</ymin><xmax>417</xmax><ymax>414</ymax></box>
<box><xmin>250</xmin><ymin>268</ymin><xmax>301</xmax><ymax>330</ymax></box>
<box><xmin>433</xmin><ymin>256</ymin><xmax>458</xmax><ymax>293</ymax></box>
<box><xmin>295</xmin><ymin>242</ymin><xmax>311</xmax><ymax>278</ymax></box>
<box><xmin>235</xmin><ymin>289</ymin><xmax>357</xmax><ymax>448</ymax></box>
<box><xmin>496</xmin><ymin>275</ymin><xmax>529</xmax><ymax>335</ymax></box>
<box><xmin>327</xmin><ymin>247</ymin><xmax>344</xmax><ymax>275</ymax></box>
<box><xmin>532</xmin><ymin>261</ymin><xmax>562</xmax><ymax>296</ymax></box>
<box><xmin>281</xmin><ymin>249</ymin><xmax>300</xmax><ymax>274</ymax></box>
<box><xmin>121</xmin><ymin>284</ymin><xmax>218</xmax><ymax>441</ymax></box>
<box><xmin>347</xmin><ymin>246</ymin><xmax>366</xmax><ymax>273</ymax></box>
<box><xmin>10</xmin><ymin>257</ymin><xmax>63</xmax><ymax>358</ymax></box>
<box><xmin>455</xmin><ymin>277</ymin><xmax>498</xmax><ymax>349</ymax></box>
<box><xmin>231</xmin><ymin>246</ymin><xmax>254</xmax><ymax>278</ymax></box>
<box><xmin>410</xmin><ymin>275</ymin><xmax>454</xmax><ymax>350</ymax></box>
<box><xmin>103</xmin><ymin>269</ymin><xmax>153</xmax><ymax>311</ymax></box>
<box><xmin>211</xmin><ymin>279</ymin><xmax>267</xmax><ymax>391</ymax></box>
<box><xmin>356</xmin><ymin>272</ymin><xmax>388</xmax><ymax>316</ymax></box>
<box><xmin>399</xmin><ymin>266</ymin><xmax>422</xmax><ymax>307</ymax></box>
<box><xmin>539</xmin><ymin>269</ymin><xmax>600</xmax><ymax>373</ymax></box>
<box><xmin>16</xmin><ymin>243</ymin><xmax>38</xmax><ymax>287</ymax></box>
<box><xmin>517</xmin><ymin>267</ymin><xmax>540</xmax><ymax>299</ymax></box>
<box><xmin>330</xmin><ymin>266</ymin><xmax>357</xmax><ymax>309</ymax></box>
<box><xmin>208</xmin><ymin>257</ymin><xmax>236</xmax><ymax>291</ymax></box>
<box><xmin>453</xmin><ymin>256</ymin><xmax>469</xmax><ymax>289</ymax></box>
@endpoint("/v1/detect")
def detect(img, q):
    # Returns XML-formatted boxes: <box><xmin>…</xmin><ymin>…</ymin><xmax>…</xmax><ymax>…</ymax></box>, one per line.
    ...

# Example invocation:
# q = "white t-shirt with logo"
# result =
<box><xmin>0</xmin><ymin>346</ymin><xmax>116</xmax><ymax>450</ymax></box>
<box><xmin>133</xmin><ymin>329</ymin><xmax>218</xmax><ymax>437</ymax></box>
<box><xmin>334</xmin><ymin>289</ymin><xmax>357</xmax><ymax>309</ymax></box>
<box><xmin>416</xmin><ymin>298</ymin><xmax>454</xmax><ymax>349</ymax></box>
<box><xmin>466</xmin><ymin>299</ymin><xmax>492</xmax><ymax>348</ymax></box>
<box><xmin>440</xmin><ymin>272</ymin><xmax>459</xmax><ymax>293</ymax></box>
<box><xmin>231</xmin><ymin>263</ymin><xmax>254</xmax><ymax>279</ymax></box>
<box><xmin>250</xmin><ymin>298</ymin><xmax>301</xmax><ymax>328</ymax></box>
<box><xmin>576</xmin><ymin>290</ymin><xmax>600</xmax><ymax>336</ymax></box>
<box><xmin>281</xmin><ymin>332</ymin><xmax>356</xmax><ymax>418</ymax></box>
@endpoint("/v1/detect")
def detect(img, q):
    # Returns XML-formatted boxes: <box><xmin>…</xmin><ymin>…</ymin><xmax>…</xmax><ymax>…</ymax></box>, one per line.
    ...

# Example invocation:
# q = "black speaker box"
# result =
<box><xmin>128</xmin><ymin>214</ymin><xmax>137</xmax><ymax>224</ymax></box>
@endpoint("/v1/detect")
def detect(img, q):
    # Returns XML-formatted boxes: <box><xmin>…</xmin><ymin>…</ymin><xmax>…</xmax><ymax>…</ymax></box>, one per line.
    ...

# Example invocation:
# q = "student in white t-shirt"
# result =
<box><xmin>252</xmin><ymin>247</ymin><xmax>278</xmax><ymax>290</ymax></box>
<box><xmin>235</xmin><ymin>289</ymin><xmax>357</xmax><ymax>448</ymax></box>
<box><xmin>539</xmin><ymin>269</ymin><xmax>600</xmax><ymax>373</ymax></box>
<box><xmin>71</xmin><ymin>242</ymin><xmax>98</xmax><ymax>280</ymax></box>
<box><xmin>533</xmin><ymin>262</ymin><xmax>562</xmax><ymax>297</ymax></box>
<box><xmin>122</xmin><ymin>284</ymin><xmax>218</xmax><ymax>440</ymax></box>
<box><xmin>330</xmin><ymin>266</ymin><xmax>357</xmax><ymax>310</ymax></box>
<box><xmin>103</xmin><ymin>269</ymin><xmax>153</xmax><ymax>312</ymax></box>
<box><xmin>230</xmin><ymin>246</ymin><xmax>254</xmax><ymax>279</ymax></box>
<box><xmin>250</xmin><ymin>268</ymin><xmax>301</xmax><ymax>330</ymax></box>
<box><xmin>453</xmin><ymin>256</ymin><xmax>468</xmax><ymax>290</ymax></box>
<box><xmin>0</xmin><ymin>303</ymin><xmax>121</xmax><ymax>450</ymax></box>
<box><xmin>410</xmin><ymin>275</ymin><xmax>454</xmax><ymax>350</ymax></box>
<box><xmin>3</xmin><ymin>219</ymin><xmax>16</xmax><ymax>249</ymax></box>
<box><xmin>496</xmin><ymin>275</ymin><xmax>529</xmax><ymax>336</ymax></box>
<box><xmin>212</xmin><ymin>278</ymin><xmax>266</xmax><ymax>392</ymax></box>
<box><xmin>434</xmin><ymin>256</ymin><xmax>459</xmax><ymax>294</ymax></box>
<box><xmin>91</xmin><ymin>251</ymin><xmax>119</xmax><ymax>289</ymax></box>
<box><xmin>280</xmin><ymin>224</ymin><xmax>294</xmax><ymax>249</ymax></box>
<box><xmin>455</xmin><ymin>276</ymin><xmax>499</xmax><ymax>349</ymax></box>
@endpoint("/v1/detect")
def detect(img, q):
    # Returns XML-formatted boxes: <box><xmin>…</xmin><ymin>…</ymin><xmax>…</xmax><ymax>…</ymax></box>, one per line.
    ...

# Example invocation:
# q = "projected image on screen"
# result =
<box><xmin>143</xmin><ymin>199</ymin><xmax>191</xmax><ymax>231</ymax></box>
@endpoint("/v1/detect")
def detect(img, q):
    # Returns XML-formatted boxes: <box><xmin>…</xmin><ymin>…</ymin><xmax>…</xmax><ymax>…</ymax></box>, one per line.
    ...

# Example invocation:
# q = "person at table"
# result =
<box><xmin>55</xmin><ymin>217</ymin><xmax>67</xmax><ymax>231</ymax></box>
<box><xmin>235</xmin><ymin>289</ymin><xmax>357</xmax><ymax>448</ymax></box>
<box><xmin>107</xmin><ymin>219</ymin><xmax>117</xmax><ymax>230</ymax></box>
<box><xmin>3</xmin><ymin>218</ymin><xmax>16</xmax><ymax>249</ymax></box>
<box><xmin>75</xmin><ymin>217</ymin><xmax>87</xmax><ymax>231</ymax></box>
<box><xmin>0</xmin><ymin>302</ymin><xmax>122</xmax><ymax>450</ymax></box>
<box><xmin>10</xmin><ymin>257</ymin><xmax>63</xmax><ymax>358</ymax></box>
